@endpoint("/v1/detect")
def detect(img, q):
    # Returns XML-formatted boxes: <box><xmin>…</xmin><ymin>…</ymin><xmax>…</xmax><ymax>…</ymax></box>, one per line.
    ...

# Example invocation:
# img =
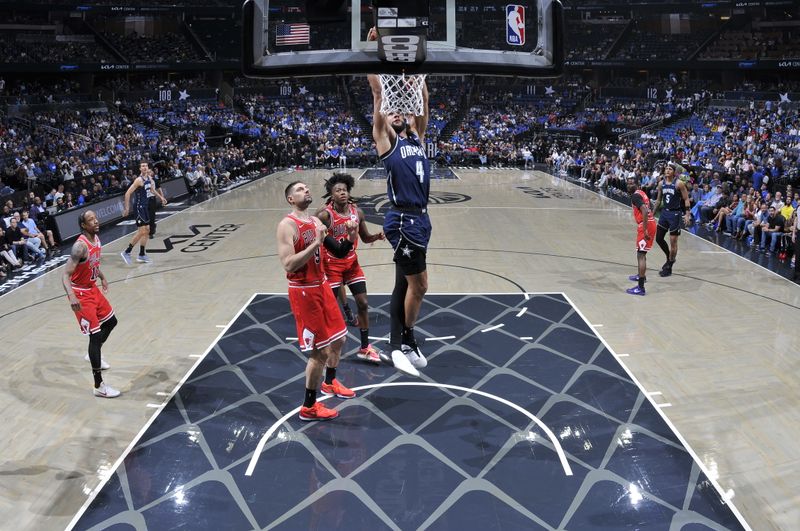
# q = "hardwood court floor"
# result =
<box><xmin>0</xmin><ymin>168</ymin><xmax>798</xmax><ymax>530</ymax></box>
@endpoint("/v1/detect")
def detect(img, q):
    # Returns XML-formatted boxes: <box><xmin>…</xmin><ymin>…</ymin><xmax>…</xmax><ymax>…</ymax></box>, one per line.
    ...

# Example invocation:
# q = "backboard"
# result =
<box><xmin>242</xmin><ymin>0</ymin><xmax>563</xmax><ymax>78</ymax></box>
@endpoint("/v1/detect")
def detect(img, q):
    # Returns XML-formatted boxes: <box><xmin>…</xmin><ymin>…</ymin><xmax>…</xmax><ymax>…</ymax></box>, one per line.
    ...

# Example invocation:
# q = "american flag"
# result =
<box><xmin>276</xmin><ymin>23</ymin><xmax>310</xmax><ymax>46</ymax></box>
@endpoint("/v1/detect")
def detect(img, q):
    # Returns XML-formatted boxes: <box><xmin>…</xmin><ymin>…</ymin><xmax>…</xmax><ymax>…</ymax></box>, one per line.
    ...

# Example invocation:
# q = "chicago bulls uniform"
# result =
<box><xmin>70</xmin><ymin>234</ymin><xmax>114</xmax><ymax>334</ymax></box>
<box><xmin>286</xmin><ymin>214</ymin><xmax>347</xmax><ymax>352</ymax></box>
<box><xmin>322</xmin><ymin>204</ymin><xmax>365</xmax><ymax>289</ymax></box>
<box><xmin>632</xmin><ymin>189</ymin><xmax>657</xmax><ymax>252</ymax></box>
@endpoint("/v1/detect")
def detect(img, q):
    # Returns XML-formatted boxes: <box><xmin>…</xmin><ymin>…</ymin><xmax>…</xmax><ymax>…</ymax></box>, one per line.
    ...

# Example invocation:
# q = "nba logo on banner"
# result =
<box><xmin>506</xmin><ymin>5</ymin><xmax>525</xmax><ymax>46</ymax></box>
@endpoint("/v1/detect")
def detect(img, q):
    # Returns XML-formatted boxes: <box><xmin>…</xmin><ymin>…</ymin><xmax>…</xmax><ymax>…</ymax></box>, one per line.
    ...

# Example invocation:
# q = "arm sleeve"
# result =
<box><xmin>323</xmin><ymin>236</ymin><xmax>353</xmax><ymax>259</ymax></box>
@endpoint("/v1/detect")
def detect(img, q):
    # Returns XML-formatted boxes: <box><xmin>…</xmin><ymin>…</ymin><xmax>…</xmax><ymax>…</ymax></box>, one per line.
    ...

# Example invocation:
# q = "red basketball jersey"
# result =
<box><xmin>631</xmin><ymin>190</ymin><xmax>655</xmax><ymax>225</ymax></box>
<box><xmin>70</xmin><ymin>234</ymin><xmax>101</xmax><ymax>289</ymax></box>
<box><xmin>286</xmin><ymin>214</ymin><xmax>325</xmax><ymax>287</ymax></box>
<box><xmin>323</xmin><ymin>203</ymin><xmax>358</xmax><ymax>261</ymax></box>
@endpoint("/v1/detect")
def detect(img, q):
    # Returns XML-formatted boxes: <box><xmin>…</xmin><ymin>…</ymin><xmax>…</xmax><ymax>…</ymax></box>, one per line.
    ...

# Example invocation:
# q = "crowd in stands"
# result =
<box><xmin>187</xmin><ymin>16</ymin><xmax>241</xmax><ymax>62</ymax></box>
<box><xmin>612</xmin><ymin>23</ymin><xmax>709</xmax><ymax>61</ymax></box>
<box><xmin>0</xmin><ymin>34</ymin><xmax>116</xmax><ymax>65</ymax></box>
<box><xmin>100</xmin><ymin>30</ymin><xmax>206</xmax><ymax>64</ymax></box>
<box><xmin>0</xmin><ymin>77</ymin><xmax>86</xmax><ymax>105</ymax></box>
<box><xmin>566</xmin><ymin>21</ymin><xmax>627</xmax><ymax>60</ymax></box>
<box><xmin>103</xmin><ymin>74</ymin><xmax>209</xmax><ymax>95</ymax></box>
<box><xmin>3</xmin><ymin>6</ymin><xmax>800</xmax><ymax>75</ymax></box>
<box><xmin>3</xmin><ymin>68</ymin><xmax>800</xmax><ymax>281</ymax></box>
<box><xmin>701</xmin><ymin>22</ymin><xmax>800</xmax><ymax>61</ymax></box>
<box><xmin>0</xmin><ymin>86</ymin><xmax>286</xmax><ymax>277</ymax></box>
<box><xmin>539</xmin><ymin>99</ymin><xmax>800</xmax><ymax>272</ymax></box>
<box><xmin>237</xmin><ymin>88</ymin><xmax>372</xmax><ymax>168</ymax></box>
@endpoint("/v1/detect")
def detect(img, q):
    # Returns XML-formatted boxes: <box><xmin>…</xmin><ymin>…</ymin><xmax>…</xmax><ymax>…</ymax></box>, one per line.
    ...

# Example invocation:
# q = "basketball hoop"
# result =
<box><xmin>379</xmin><ymin>73</ymin><xmax>427</xmax><ymax>116</ymax></box>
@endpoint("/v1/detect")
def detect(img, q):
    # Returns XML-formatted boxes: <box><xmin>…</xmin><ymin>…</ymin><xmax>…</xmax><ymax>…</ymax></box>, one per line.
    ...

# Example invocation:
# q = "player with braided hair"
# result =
<box><xmin>316</xmin><ymin>173</ymin><xmax>386</xmax><ymax>364</ymax></box>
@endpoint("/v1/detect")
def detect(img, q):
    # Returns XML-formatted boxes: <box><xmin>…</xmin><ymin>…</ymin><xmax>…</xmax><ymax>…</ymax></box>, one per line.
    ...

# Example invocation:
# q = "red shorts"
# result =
<box><xmin>324</xmin><ymin>257</ymin><xmax>365</xmax><ymax>289</ymax></box>
<box><xmin>71</xmin><ymin>285</ymin><xmax>114</xmax><ymax>335</ymax></box>
<box><xmin>288</xmin><ymin>281</ymin><xmax>347</xmax><ymax>352</ymax></box>
<box><xmin>636</xmin><ymin>220</ymin><xmax>658</xmax><ymax>252</ymax></box>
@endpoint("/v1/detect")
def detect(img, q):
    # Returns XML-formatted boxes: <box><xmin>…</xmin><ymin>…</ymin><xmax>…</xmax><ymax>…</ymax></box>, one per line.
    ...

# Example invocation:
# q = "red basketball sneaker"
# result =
<box><xmin>357</xmin><ymin>344</ymin><xmax>382</xmax><ymax>364</ymax></box>
<box><xmin>298</xmin><ymin>401</ymin><xmax>339</xmax><ymax>421</ymax></box>
<box><xmin>320</xmin><ymin>379</ymin><xmax>356</xmax><ymax>399</ymax></box>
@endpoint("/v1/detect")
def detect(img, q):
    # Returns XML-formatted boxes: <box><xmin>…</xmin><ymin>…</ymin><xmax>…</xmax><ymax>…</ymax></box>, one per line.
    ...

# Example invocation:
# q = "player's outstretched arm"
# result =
<box><xmin>411</xmin><ymin>80</ymin><xmax>430</xmax><ymax>144</ymax></box>
<box><xmin>367</xmin><ymin>74</ymin><xmax>392</xmax><ymax>156</ymax></box>
<box><xmin>366</xmin><ymin>28</ymin><xmax>392</xmax><ymax>155</ymax></box>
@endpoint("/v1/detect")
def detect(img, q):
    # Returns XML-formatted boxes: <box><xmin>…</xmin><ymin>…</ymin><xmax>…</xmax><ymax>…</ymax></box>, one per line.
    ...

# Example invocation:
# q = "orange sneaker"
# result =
<box><xmin>357</xmin><ymin>344</ymin><xmax>383</xmax><ymax>364</ymax></box>
<box><xmin>298</xmin><ymin>401</ymin><xmax>339</xmax><ymax>421</ymax></box>
<box><xmin>320</xmin><ymin>378</ymin><xmax>356</xmax><ymax>399</ymax></box>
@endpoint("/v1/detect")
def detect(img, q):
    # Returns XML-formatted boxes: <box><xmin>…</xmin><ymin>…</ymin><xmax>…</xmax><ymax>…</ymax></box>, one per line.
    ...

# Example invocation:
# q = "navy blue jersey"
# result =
<box><xmin>381</xmin><ymin>133</ymin><xmax>430</xmax><ymax>209</ymax></box>
<box><xmin>135</xmin><ymin>176</ymin><xmax>152</xmax><ymax>217</ymax></box>
<box><xmin>661</xmin><ymin>180</ymin><xmax>682</xmax><ymax>211</ymax></box>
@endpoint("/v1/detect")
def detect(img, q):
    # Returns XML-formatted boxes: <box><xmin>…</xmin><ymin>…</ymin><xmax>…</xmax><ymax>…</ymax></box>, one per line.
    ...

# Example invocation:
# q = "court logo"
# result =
<box><xmin>149</xmin><ymin>223</ymin><xmax>244</xmax><ymax>254</ymax></box>
<box><xmin>517</xmin><ymin>186</ymin><xmax>574</xmax><ymax>199</ymax></box>
<box><xmin>0</xmin><ymin>255</ymin><xmax>69</xmax><ymax>296</ymax></box>
<box><xmin>357</xmin><ymin>191</ymin><xmax>472</xmax><ymax>225</ymax></box>
<box><xmin>506</xmin><ymin>5</ymin><xmax>525</xmax><ymax>46</ymax></box>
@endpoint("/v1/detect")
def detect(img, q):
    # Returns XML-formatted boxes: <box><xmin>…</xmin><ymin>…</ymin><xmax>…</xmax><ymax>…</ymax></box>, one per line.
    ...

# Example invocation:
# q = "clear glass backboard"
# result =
<box><xmin>242</xmin><ymin>0</ymin><xmax>563</xmax><ymax>78</ymax></box>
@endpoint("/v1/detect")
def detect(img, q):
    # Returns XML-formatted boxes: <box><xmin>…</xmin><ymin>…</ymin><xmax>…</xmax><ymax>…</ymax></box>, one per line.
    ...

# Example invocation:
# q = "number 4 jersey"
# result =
<box><xmin>381</xmin><ymin>133</ymin><xmax>430</xmax><ymax>209</ymax></box>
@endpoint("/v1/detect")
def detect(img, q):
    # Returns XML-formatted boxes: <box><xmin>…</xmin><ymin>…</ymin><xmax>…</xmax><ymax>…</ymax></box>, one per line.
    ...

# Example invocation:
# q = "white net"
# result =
<box><xmin>379</xmin><ymin>74</ymin><xmax>427</xmax><ymax>116</ymax></box>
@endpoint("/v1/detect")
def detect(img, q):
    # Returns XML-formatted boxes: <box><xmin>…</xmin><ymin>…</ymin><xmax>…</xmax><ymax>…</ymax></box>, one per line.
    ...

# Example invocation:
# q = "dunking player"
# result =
<box><xmin>121</xmin><ymin>161</ymin><xmax>167</xmax><ymax>264</ymax></box>
<box><xmin>626</xmin><ymin>176</ymin><xmax>657</xmax><ymax>296</ymax></box>
<box><xmin>277</xmin><ymin>181</ymin><xmax>360</xmax><ymax>421</ymax></box>
<box><xmin>367</xmin><ymin>29</ymin><xmax>431</xmax><ymax>377</ymax></box>
<box><xmin>654</xmin><ymin>163</ymin><xmax>691</xmax><ymax>277</ymax></box>
<box><xmin>316</xmin><ymin>173</ymin><xmax>386</xmax><ymax>364</ymax></box>
<box><xmin>62</xmin><ymin>210</ymin><xmax>120</xmax><ymax>398</ymax></box>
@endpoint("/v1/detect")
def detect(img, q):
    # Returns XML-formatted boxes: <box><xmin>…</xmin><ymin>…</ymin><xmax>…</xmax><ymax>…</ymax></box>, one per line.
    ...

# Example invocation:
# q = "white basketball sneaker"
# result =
<box><xmin>390</xmin><ymin>348</ymin><xmax>420</xmax><ymax>378</ymax></box>
<box><xmin>84</xmin><ymin>354</ymin><xmax>110</xmax><ymax>370</ymax></box>
<box><xmin>93</xmin><ymin>382</ymin><xmax>121</xmax><ymax>398</ymax></box>
<box><xmin>402</xmin><ymin>343</ymin><xmax>428</xmax><ymax>369</ymax></box>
